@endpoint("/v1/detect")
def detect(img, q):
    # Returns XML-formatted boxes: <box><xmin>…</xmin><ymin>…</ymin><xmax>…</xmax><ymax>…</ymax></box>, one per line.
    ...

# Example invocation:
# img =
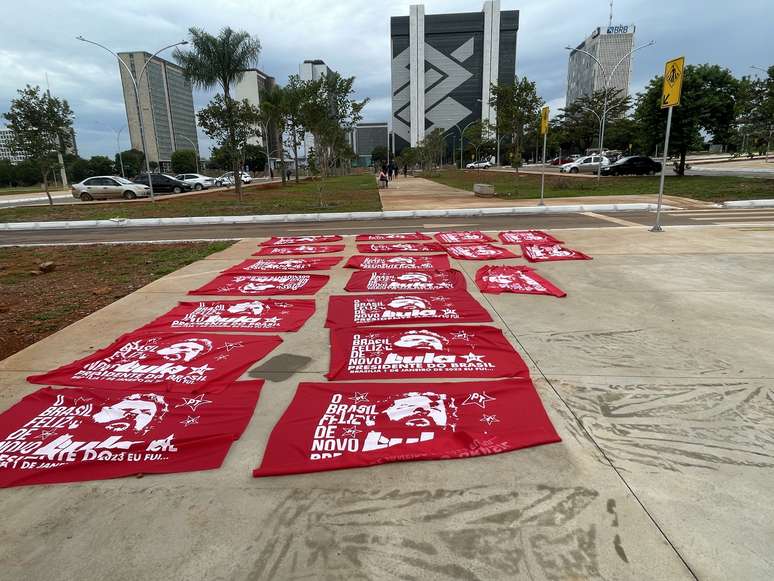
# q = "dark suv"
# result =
<box><xmin>132</xmin><ymin>174</ymin><xmax>193</xmax><ymax>193</ymax></box>
<box><xmin>600</xmin><ymin>156</ymin><xmax>662</xmax><ymax>176</ymax></box>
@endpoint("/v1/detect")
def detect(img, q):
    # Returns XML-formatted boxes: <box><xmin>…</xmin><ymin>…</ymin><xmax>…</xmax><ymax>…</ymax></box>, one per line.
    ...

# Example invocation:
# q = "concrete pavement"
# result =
<box><xmin>1</xmin><ymin>225</ymin><xmax>773</xmax><ymax>579</ymax></box>
<box><xmin>379</xmin><ymin>176</ymin><xmax>710</xmax><ymax>211</ymax></box>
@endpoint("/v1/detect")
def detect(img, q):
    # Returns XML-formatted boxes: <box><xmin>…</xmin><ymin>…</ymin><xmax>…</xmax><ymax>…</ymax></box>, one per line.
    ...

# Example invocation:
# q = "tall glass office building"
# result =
<box><xmin>118</xmin><ymin>52</ymin><xmax>198</xmax><ymax>170</ymax></box>
<box><xmin>565</xmin><ymin>24</ymin><xmax>635</xmax><ymax>106</ymax></box>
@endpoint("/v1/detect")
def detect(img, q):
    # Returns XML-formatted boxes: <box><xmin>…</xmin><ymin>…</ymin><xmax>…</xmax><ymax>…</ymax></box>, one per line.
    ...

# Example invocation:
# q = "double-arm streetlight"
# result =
<box><xmin>573</xmin><ymin>105</ymin><xmax>603</xmax><ymax>182</ymax></box>
<box><xmin>564</xmin><ymin>40</ymin><xmax>655</xmax><ymax>181</ymax></box>
<box><xmin>114</xmin><ymin>126</ymin><xmax>126</xmax><ymax>178</ymax></box>
<box><xmin>179</xmin><ymin>135</ymin><xmax>200</xmax><ymax>174</ymax></box>
<box><xmin>76</xmin><ymin>36</ymin><xmax>188</xmax><ymax>201</ymax></box>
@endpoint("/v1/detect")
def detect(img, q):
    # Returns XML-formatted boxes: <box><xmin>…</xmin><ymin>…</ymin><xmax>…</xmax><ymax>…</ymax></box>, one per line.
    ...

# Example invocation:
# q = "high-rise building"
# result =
<box><xmin>299</xmin><ymin>60</ymin><xmax>335</xmax><ymax>155</ymax></box>
<box><xmin>390</xmin><ymin>1</ymin><xmax>519</xmax><ymax>151</ymax></box>
<box><xmin>234</xmin><ymin>68</ymin><xmax>279</xmax><ymax>153</ymax></box>
<box><xmin>0</xmin><ymin>126</ymin><xmax>27</xmax><ymax>164</ymax></box>
<box><xmin>565</xmin><ymin>24</ymin><xmax>635</xmax><ymax>107</ymax></box>
<box><xmin>118</xmin><ymin>51</ymin><xmax>198</xmax><ymax>171</ymax></box>
<box><xmin>349</xmin><ymin>122</ymin><xmax>389</xmax><ymax>166</ymax></box>
<box><xmin>0</xmin><ymin>126</ymin><xmax>77</xmax><ymax>164</ymax></box>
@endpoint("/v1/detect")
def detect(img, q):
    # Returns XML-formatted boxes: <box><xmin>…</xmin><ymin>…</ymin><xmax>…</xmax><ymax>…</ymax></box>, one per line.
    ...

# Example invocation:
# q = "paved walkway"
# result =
<box><xmin>1</xmin><ymin>224</ymin><xmax>773</xmax><ymax>579</ymax></box>
<box><xmin>379</xmin><ymin>176</ymin><xmax>710</xmax><ymax>211</ymax></box>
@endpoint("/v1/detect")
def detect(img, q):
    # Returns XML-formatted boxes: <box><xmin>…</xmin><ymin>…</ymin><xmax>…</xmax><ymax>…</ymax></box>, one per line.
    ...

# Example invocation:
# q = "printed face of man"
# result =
<box><xmin>394</xmin><ymin>332</ymin><xmax>444</xmax><ymax>351</ymax></box>
<box><xmin>488</xmin><ymin>274</ymin><xmax>516</xmax><ymax>286</ymax></box>
<box><xmin>396</xmin><ymin>273</ymin><xmax>430</xmax><ymax>283</ymax></box>
<box><xmin>241</xmin><ymin>282</ymin><xmax>276</xmax><ymax>292</ymax></box>
<box><xmin>388</xmin><ymin>257</ymin><xmax>414</xmax><ymax>264</ymax></box>
<box><xmin>387</xmin><ymin>296</ymin><xmax>428</xmax><ymax>311</ymax></box>
<box><xmin>384</xmin><ymin>393</ymin><xmax>447</xmax><ymax>427</ymax></box>
<box><xmin>156</xmin><ymin>340</ymin><xmax>210</xmax><ymax>362</ymax></box>
<box><xmin>92</xmin><ymin>396</ymin><xmax>162</xmax><ymax>432</ymax></box>
<box><xmin>227</xmin><ymin>301</ymin><xmax>266</xmax><ymax>316</ymax></box>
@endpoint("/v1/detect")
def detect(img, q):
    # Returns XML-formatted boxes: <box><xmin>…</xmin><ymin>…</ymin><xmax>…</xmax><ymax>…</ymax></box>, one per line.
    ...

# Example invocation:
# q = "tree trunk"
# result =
<box><xmin>292</xmin><ymin>129</ymin><xmax>300</xmax><ymax>184</ymax></box>
<box><xmin>43</xmin><ymin>169</ymin><xmax>53</xmax><ymax>207</ymax></box>
<box><xmin>678</xmin><ymin>149</ymin><xmax>687</xmax><ymax>176</ymax></box>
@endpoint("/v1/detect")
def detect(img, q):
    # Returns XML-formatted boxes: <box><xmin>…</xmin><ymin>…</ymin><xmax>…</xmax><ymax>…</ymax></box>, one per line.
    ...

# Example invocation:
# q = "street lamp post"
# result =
<box><xmin>112</xmin><ymin>126</ymin><xmax>126</xmax><ymax>178</ymax></box>
<box><xmin>564</xmin><ymin>40</ymin><xmax>655</xmax><ymax>182</ymax></box>
<box><xmin>575</xmin><ymin>105</ymin><xmax>603</xmax><ymax>182</ymax></box>
<box><xmin>179</xmin><ymin>135</ymin><xmax>200</xmax><ymax>174</ymax></box>
<box><xmin>458</xmin><ymin>120</ymin><xmax>480</xmax><ymax>168</ymax></box>
<box><xmin>77</xmin><ymin>36</ymin><xmax>188</xmax><ymax>202</ymax></box>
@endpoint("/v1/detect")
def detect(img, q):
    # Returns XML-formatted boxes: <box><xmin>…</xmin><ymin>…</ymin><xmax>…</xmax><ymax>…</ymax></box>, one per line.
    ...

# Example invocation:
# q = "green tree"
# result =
<box><xmin>197</xmin><ymin>95</ymin><xmax>262</xmax><ymax>189</ymax></box>
<box><xmin>555</xmin><ymin>89</ymin><xmax>630</xmax><ymax>154</ymax></box>
<box><xmin>635</xmin><ymin>64</ymin><xmax>739</xmax><ymax>174</ymax></box>
<box><xmin>417</xmin><ymin>128</ymin><xmax>446</xmax><ymax>175</ymax></box>
<box><xmin>242</xmin><ymin>144</ymin><xmax>267</xmax><ymax>173</ymax></box>
<box><xmin>0</xmin><ymin>160</ymin><xmax>13</xmax><ymax>187</ymax></box>
<box><xmin>175</xmin><ymin>27</ymin><xmax>261</xmax><ymax>200</ymax></box>
<box><xmin>300</xmin><ymin>71</ymin><xmax>367</xmax><ymax>178</ymax></box>
<box><xmin>2</xmin><ymin>85</ymin><xmax>74</xmax><ymax>205</ymax></box>
<box><xmin>171</xmin><ymin>149</ymin><xmax>198</xmax><ymax>173</ymax></box>
<box><xmin>88</xmin><ymin>155</ymin><xmax>115</xmax><ymax>176</ymax></box>
<box><xmin>257</xmin><ymin>83</ymin><xmax>287</xmax><ymax>181</ymax></box>
<box><xmin>115</xmin><ymin>148</ymin><xmax>144</xmax><ymax>178</ymax></box>
<box><xmin>283</xmin><ymin>75</ymin><xmax>308</xmax><ymax>183</ymax></box>
<box><xmin>370</xmin><ymin>145</ymin><xmax>388</xmax><ymax>167</ymax></box>
<box><xmin>462</xmin><ymin>121</ymin><xmax>496</xmax><ymax>167</ymax></box>
<box><xmin>489</xmin><ymin>77</ymin><xmax>543</xmax><ymax>171</ymax></box>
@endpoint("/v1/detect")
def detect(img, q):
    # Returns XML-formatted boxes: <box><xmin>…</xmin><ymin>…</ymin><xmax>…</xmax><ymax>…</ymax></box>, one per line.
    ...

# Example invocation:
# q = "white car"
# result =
<box><xmin>174</xmin><ymin>173</ymin><xmax>216</xmax><ymax>191</ymax></box>
<box><xmin>466</xmin><ymin>160</ymin><xmax>492</xmax><ymax>169</ymax></box>
<box><xmin>560</xmin><ymin>155</ymin><xmax>610</xmax><ymax>174</ymax></box>
<box><xmin>71</xmin><ymin>176</ymin><xmax>150</xmax><ymax>201</ymax></box>
<box><xmin>215</xmin><ymin>171</ymin><xmax>252</xmax><ymax>186</ymax></box>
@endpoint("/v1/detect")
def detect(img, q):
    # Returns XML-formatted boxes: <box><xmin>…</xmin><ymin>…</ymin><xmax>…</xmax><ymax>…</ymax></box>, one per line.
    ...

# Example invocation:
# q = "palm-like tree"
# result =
<box><xmin>174</xmin><ymin>27</ymin><xmax>261</xmax><ymax>198</ymax></box>
<box><xmin>258</xmin><ymin>84</ymin><xmax>287</xmax><ymax>182</ymax></box>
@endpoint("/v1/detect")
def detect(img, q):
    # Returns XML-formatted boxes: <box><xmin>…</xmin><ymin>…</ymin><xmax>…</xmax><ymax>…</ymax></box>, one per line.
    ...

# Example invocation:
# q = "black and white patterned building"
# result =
<box><xmin>390</xmin><ymin>1</ymin><xmax>519</xmax><ymax>152</ymax></box>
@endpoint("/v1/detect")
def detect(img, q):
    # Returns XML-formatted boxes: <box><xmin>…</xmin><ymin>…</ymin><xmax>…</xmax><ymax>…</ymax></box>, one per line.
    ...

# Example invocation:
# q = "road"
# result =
<box><xmin>2</xmin><ymin>207</ymin><xmax>774</xmax><ymax>246</ymax></box>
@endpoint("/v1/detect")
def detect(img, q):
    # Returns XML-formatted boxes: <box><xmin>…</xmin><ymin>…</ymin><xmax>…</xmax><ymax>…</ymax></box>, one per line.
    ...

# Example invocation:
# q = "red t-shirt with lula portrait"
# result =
<box><xmin>253</xmin><ymin>378</ymin><xmax>561</xmax><ymax>477</ymax></box>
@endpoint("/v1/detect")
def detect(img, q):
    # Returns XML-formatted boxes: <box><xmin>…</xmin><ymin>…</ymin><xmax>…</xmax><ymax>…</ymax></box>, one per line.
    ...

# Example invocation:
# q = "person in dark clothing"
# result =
<box><xmin>391</xmin><ymin>162</ymin><xmax>398</xmax><ymax>180</ymax></box>
<box><xmin>403</xmin><ymin>164</ymin><xmax>408</xmax><ymax>177</ymax></box>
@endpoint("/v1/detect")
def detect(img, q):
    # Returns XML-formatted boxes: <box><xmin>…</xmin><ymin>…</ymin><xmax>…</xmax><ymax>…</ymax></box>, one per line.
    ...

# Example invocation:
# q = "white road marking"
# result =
<box><xmin>581</xmin><ymin>212</ymin><xmax>643</xmax><ymax>227</ymax></box>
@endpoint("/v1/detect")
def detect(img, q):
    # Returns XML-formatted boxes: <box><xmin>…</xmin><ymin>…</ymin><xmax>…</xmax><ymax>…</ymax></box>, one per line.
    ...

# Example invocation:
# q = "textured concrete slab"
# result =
<box><xmin>548</xmin><ymin>375</ymin><xmax>774</xmax><ymax>581</ymax></box>
<box><xmin>0</xmin><ymin>369</ymin><xmax>692</xmax><ymax>581</ymax></box>
<box><xmin>2</xmin><ymin>225</ymin><xmax>773</xmax><ymax>580</ymax></box>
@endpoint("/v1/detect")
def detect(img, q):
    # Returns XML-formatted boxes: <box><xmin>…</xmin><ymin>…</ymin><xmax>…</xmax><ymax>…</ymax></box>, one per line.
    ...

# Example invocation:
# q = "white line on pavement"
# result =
<box><xmin>581</xmin><ymin>212</ymin><xmax>644</xmax><ymax>227</ymax></box>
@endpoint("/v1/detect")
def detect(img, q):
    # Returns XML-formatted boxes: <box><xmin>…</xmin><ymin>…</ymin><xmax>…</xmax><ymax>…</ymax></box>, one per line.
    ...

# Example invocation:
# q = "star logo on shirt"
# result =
<box><xmin>219</xmin><ymin>341</ymin><xmax>244</xmax><ymax>352</ymax></box>
<box><xmin>442</xmin><ymin>308</ymin><xmax>458</xmax><ymax>317</ymax></box>
<box><xmin>461</xmin><ymin>352</ymin><xmax>485</xmax><ymax>363</ymax></box>
<box><xmin>462</xmin><ymin>392</ymin><xmax>496</xmax><ymax>409</ymax></box>
<box><xmin>350</xmin><ymin>392</ymin><xmax>369</xmax><ymax>404</ymax></box>
<box><xmin>263</xmin><ymin>317</ymin><xmax>281</xmax><ymax>325</ymax></box>
<box><xmin>175</xmin><ymin>394</ymin><xmax>212</xmax><ymax>412</ymax></box>
<box><xmin>480</xmin><ymin>414</ymin><xmax>499</xmax><ymax>426</ymax></box>
<box><xmin>341</xmin><ymin>426</ymin><xmax>362</xmax><ymax>439</ymax></box>
<box><xmin>187</xmin><ymin>364</ymin><xmax>214</xmax><ymax>376</ymax></box>
<box><xmin>180</xmin><ymin>415</ymin><xmax>199</xmax><ymax>427</ymax></box>
<box><xmin>451</xmin><ymin>330</ymin><xmax>473</xmax><ymax>342</ymax></box>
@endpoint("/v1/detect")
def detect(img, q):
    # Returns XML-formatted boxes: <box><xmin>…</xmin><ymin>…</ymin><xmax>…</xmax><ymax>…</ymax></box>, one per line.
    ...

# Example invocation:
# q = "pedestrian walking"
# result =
<box><xmin>378</xmin><ymin>169</ymin><xmax>389</xmax><ymax>188</ymax></box>
<box><xmin>403</xmin><ymin>164</ymin><xmax>408</xmax><ymax>177</ymax></box>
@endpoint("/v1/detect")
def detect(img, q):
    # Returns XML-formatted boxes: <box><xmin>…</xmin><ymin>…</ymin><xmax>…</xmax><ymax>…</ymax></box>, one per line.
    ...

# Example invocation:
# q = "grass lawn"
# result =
<box><xmin>0</xmin><ymin>185</ymin><xmax>57</xmax><ymax>197</ymax></box>
<box><xmin>427</xmin><ymin>170</ymin><xmax>774</xmax><ymax>203</ymax></box>
<box><xmin>0</xmin><ymin>174</ymin><xmax>381</xmax><ymax>223</ymax></box>
<box><xmin>0</xmin><ymin>241</ymin><xmax>233</xmax><ymax>360</ymax></box>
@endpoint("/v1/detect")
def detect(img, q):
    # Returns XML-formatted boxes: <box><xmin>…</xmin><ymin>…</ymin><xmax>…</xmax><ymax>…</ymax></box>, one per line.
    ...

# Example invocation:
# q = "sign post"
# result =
<box><xmin>539</xmin><ymin>106</ymin><xmax>549</xmax><ymax>207</ymax></box>
<box><xmin>652</xmin><ymin>56</ymin><xmax>685</xmax><ymax>232</ymax></box>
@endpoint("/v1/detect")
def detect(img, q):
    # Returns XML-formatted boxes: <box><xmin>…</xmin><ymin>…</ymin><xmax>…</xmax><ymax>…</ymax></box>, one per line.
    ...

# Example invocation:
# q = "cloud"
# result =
<box><xmin>1</xmin><ymin>0</ymin><xmax>769</xmax><ymax>158</ymax></box>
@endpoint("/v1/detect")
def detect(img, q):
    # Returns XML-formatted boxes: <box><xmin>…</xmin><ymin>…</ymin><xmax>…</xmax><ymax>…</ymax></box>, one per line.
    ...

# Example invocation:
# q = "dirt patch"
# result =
<box><xmin>0</xmin><ymin>241</ymin><xmax>233</xmax><ymax>361</ymax></box>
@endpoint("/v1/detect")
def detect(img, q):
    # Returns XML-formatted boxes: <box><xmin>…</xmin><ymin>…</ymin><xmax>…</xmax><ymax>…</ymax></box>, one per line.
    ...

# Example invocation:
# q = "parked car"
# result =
<box><xmin>465</xmin><ymin>160</ymin><xmax>491</xmax><ymax>169</ymax></box>
<box><xmin>550</xmin><ymin>156</ymin><xmax>574</xmax><ymax>166</ymax></box>
<box><xmin>174</xmin><ymin>173</ymin><xmax>216</xmax><ymax>190</ymax></box>
<box><xmin>559</xmin><ymin>155</ymin><xmax>610</xmax><ymax>174</ymax></box>
<box><xmin>71</xmin><ymin>176</ymin><xmax>150</xmax><ymax>201</ymax></box>
<box><xmin>601</xmin><ymin>156</ymin><xmax>662</xmax><ymax>176</ymax></box>
<box><xmin>215</xmin><ymin>171</ymin><xmax>252</xmax><ymax>186</ymax></box>
<box><xmin>132</xmin><ymin>174</ymin><xmax>192</xmax><ymax>194</ymax></box>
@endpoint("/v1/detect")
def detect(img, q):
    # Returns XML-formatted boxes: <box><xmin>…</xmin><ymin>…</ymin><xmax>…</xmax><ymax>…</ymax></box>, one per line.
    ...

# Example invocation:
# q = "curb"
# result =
<box><xmin>721</xmin><ymin>199</ymin><xmax>774</xmax><ymax>209</ymax></box>
<box><xmin>0</xmin><ymin>203</ymin><xmax>674</xmax><ymax>231</ymax></box>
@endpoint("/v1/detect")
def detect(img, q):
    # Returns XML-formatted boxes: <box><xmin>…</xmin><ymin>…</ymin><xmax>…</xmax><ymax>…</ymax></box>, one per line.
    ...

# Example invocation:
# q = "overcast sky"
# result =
<box><xmin>1</xmin><ymin>0</ymin><xmax>770</xmax><ymax>158</ymax></box>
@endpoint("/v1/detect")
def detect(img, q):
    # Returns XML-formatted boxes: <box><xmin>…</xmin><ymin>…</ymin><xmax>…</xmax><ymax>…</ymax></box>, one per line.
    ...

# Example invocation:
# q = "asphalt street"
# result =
<box><xmin>3</xmin><ymin>208</ymin><xmax>774</xmax><ymax>245</ymax></box>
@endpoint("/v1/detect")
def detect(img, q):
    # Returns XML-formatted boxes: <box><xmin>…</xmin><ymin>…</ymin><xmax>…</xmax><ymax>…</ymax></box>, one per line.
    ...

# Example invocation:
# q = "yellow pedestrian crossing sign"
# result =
<box><xmin>540</xmin><ymin>106</ymin><xmax>549</xmax><ymax>135</ymax></box>
<box><xmin>661</xmin><ymin>57</ymin><xmax>685</xmax><ymax>108</ymax></box>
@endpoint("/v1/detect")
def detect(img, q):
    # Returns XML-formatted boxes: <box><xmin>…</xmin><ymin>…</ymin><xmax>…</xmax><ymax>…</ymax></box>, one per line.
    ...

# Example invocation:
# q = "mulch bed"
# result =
<box><xmin>0</xmin><ymin>242</ymin><xmax>231</xmax><ymax>361</ymax></box>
